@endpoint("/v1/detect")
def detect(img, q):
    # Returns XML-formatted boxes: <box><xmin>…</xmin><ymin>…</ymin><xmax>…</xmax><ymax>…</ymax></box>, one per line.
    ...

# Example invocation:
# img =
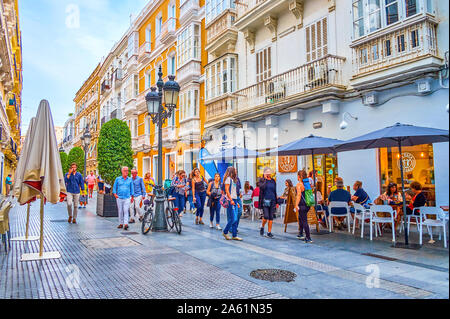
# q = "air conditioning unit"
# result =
<box><xmin>307</xmin><ymin>63</ymin><xmax>328</xmax><ymax>88</ymax></box>
<box><xmin>265</xmin><ymin>79</ymin><xmax>285</xmax><ymax>102</ymax></box>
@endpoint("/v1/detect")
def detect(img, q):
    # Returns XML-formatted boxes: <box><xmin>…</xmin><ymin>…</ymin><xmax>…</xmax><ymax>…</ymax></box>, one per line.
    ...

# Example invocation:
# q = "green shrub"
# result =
<box><xmin>67</xmin><ymin>147</ymin><xmax>85</xmax><ymax>175</ymax></box>
<box><xmin>59</xmin><ymin>151</ymin><xmax>68</xmax><ymax>175</ymax></box>
<box><xmin>98</xmin><ymin>119</ymin><xmax>133</xmax><ymax>185</ymax></box>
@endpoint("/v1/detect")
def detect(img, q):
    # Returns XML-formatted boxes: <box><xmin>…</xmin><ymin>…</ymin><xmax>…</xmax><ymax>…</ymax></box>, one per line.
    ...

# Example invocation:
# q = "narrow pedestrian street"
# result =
<box><xmin>1</xmin><ymin>195</ymin><xmax>448</xmax><ymax>299</ymax></box>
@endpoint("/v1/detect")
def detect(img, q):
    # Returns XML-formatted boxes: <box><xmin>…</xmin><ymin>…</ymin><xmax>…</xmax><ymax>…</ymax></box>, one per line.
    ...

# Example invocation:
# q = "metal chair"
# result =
<box><xmin>328</xmin><ymin>202</ymin><xmax>351</xmax><ymax>232</ymax></box>
<box><xmin>370</xmin><ymin>205</ymin><xmax>396</xmax><ymax>242</ymax></box>
<box><xmin>251</xmin><ymin>197</ymin><xmax>262</xmax><ymax>222</ymax></box>
<box><xmin>418</xmin><ymin>207</ymin><xmax>448</xmax><ymax>248</ymax></box>
<box><xmin>352</xmin><ymin>203</ymin><xmax>370</xmax><ymax>238</ymax></box>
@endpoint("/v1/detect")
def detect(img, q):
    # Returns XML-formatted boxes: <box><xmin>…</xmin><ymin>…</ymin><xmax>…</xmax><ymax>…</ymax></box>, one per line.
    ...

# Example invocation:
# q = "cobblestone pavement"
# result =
<box><xmin>1</xmin><ymin>195</ymin><xmax>448</xmax><ymax>299</ymax></box>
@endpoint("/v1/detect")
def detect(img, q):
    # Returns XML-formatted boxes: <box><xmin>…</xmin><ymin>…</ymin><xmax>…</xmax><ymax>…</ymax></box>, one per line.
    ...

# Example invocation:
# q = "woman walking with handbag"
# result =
<box><xmin>222</xmin><ymin>167</ymin><xmax>242</xmax><ymax>241</ymax></box>
<box><xmin>207</xmin><ymin>173</ymin><xmax>223</xmax><ymax>230</ymax></box>
<box><xmin>259</xmin><ymin>167</ymin><xmax>278</xmax><ymax>239</ymax></box>
<box><xmin>191</xmin><ymin>168</ymin><xmax>208</xmax><ymax>225</ymax></box>
<box><xmin>295</xmin><ymin>170</ymin><xmax>313</xmax><ymax>243</ymax></box>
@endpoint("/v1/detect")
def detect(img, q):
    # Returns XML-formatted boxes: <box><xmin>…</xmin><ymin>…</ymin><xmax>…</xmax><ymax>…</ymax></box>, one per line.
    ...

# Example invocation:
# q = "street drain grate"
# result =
<box><xmin>121</xmin><ymin>232</ymin><xmax>140</xmax><ymax>235</ymax></box>
<box><xmin>80</xmin><ymin>237</ymin><xmax>141</xmax><ymax>249</ymax></box>
<box><xmin>50</xmin><ymin>220</ymin><xmax>70</xmax><ymax>223</ymax></box>
<box><xmin>362</xmin><ymin>253</ymin><xmax>397</xmax><ymax>261</ymax></box>
<box><xmin>250</xmin><ymin>269</ymin><xmax>297</xmax><ymax>283</ymax></box>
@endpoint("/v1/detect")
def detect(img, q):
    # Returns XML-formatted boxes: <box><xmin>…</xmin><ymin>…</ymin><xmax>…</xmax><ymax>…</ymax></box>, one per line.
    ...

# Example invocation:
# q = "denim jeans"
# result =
<box><xmin>195</xmin><ymin>191</ymin><xmax>207</xmax><ymax>218</ymax></box>
<box><xmin>235</xmin><ymin>197</ymin><xmax>243</xmax><ymax>228</ymax></box>
<box><xmin>174</xmin><ymin>193</ymin><xmax>186</xmax><ymax>213</ymax></box>
<box><xmin>187</xmin><ymin>192</ymin><xmax>194</xmax><ymax>210</ymax></box>
<box><xmin>223</xmin><ymin>201</ymin><xmax>239</xmax><ymax>238</ymax></box>
<box><xmin>209</xmin><ymin>199</ymin><xmax>221</xmax><ymax>224</ymax></box>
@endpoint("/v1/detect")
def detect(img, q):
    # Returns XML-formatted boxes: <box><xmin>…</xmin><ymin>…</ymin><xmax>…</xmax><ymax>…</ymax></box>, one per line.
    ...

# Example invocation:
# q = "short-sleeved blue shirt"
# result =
<box><xmin>328</xmin><ymin>189</ymin><xmax>351</xmax><ymax>215</ymax></box>
<box><xmin>354</xmin><ymin>188</ymin><xmax>370</xmax><ymax>204</ymax></box>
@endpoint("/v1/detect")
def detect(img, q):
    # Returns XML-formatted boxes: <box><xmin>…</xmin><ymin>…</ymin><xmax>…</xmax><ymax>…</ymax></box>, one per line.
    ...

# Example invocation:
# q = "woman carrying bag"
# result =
<box><xmin>295</xmin><ymin>170</ymin><xmax>313</xmax><ymax>243</ymax></box>
<box><xmin>259</xmin><ymin>167</ymin><xmax>278</xmax><ymax>239</ymax></box>
<box><xmin>207</xmin><ymin>173</ymin><xmax>223</xmax><ymax>230</ymax></box>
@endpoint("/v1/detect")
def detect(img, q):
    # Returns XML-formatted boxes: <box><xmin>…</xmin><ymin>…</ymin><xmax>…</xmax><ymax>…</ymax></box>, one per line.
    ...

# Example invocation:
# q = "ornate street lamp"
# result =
<box><xmin>145</xmin><ymin>66</ymin><xmax>180</xmax><ymax>232</ymax></box>
<box><xmin>81</xmin><ymin>125</ymin><xmax>91</xmax><ymax>184</ymax></box>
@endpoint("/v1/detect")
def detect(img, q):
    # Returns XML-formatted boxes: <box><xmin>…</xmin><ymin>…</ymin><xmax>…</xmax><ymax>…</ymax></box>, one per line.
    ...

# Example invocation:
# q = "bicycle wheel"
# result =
<box><xmin>166</xmin><ymin>207</ymin><xmax>175</xmax><ymax>229</ymax></box>
<box><xmin>173</xmin><ymin>212</ymin><xmax>182</xmax><ymax>235</ymax></box>
<box><xmin>141</xmin><ymin>209</ymin><xmax>154</xmax><ymax>235</ymax></box>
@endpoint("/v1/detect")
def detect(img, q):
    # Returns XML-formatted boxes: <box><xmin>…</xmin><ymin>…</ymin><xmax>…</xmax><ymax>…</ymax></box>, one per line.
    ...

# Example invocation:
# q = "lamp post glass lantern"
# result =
<box><xmin>145</xmin><ymin>66</ymin><xmax>180</xmax><ymax>232</ymax></box>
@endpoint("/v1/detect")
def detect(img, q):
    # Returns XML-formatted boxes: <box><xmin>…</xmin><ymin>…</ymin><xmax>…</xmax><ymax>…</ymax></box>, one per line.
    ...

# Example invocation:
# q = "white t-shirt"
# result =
<box><xmin>225</xmin><ymin>177</ymin><xmax>237</xmax><ymax>199</ymax></box>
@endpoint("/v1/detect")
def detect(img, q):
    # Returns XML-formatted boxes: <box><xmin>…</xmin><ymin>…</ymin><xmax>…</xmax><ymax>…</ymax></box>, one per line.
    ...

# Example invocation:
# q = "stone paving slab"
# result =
<box><xmin>0</xmin><ymin>202</ymin><xmax>284</xmax><ymax>299</ymax></box>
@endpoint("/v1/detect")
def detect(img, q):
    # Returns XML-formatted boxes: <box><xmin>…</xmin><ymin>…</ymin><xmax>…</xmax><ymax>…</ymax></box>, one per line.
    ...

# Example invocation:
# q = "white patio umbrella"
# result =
<box><xmin>11</xmin><ymin>117</ymin><xmax>39</xmax><ymax>241</ymax></box>
<box><xmin>20</xmin><ymin>100</ymin><xmax>66</xmax><ymax>261</ymax></box>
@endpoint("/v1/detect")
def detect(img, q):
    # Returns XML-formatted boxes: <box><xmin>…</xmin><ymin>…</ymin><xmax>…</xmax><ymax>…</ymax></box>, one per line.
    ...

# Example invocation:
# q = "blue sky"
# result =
<box><xmin>19</xmin><ymin>0</ymin><xmax>149</xmax><ymax>131</ymax></box>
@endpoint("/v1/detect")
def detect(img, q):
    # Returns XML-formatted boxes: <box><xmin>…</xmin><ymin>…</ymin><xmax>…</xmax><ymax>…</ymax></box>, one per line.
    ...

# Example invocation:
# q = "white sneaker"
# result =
<box><xmin>216</xmin><ymin>225</ymin><xmax>222</xmax><ymax>230</ymax></box>
<box><xmin>210</xmin><ymin>222</ymin><xmax>214</xmax><ymax>228</ymax></box>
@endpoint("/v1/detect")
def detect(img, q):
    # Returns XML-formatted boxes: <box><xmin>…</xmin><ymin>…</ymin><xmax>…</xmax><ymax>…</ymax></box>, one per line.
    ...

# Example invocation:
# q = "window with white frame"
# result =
<box><xmin>180</xmin><ymin>88</ymin><xmax>199</xmax><ymax>121</ymax></box>
<box><xmin>156</xmin><ymin>15</ymin><xmax>163</xmax><ymax>37</ymax></box>
<box><xmin>169</xmin><ymin>3</ymin><xmax>176</xmax><ymax>30</ymax></box>
<box><xmin>145</xmin><ymin>116</ymin><xmax>152</xmax><ymax>135</ymax></box>
<box><xmin>352</xmin><ymin>0</ymin><xmax>431</xmax><ymax>39</ymax></box>
<box><xmin>145</xmin><ymin>70</ymin><xmax>152</xmax><ymax>90</ymax></box>
<box><xmin>127</xmin><ymin>32</ymin><xmax>138</xmax><ymax>58</ymax></box>
<box><xmin>168</xmin><ymin>54</ymin><xmax>176</xmax><ymax>75</ymax></box>
<box><xmin>177</xmin><ymin>24</ymin><xmax>200</xmax><ymax>68</ymax></box>
<box><xmin>145</xmin><ymin>26</ymin><xmax>152</xmax><ymax>49</ymax></box>
<box><xmin>205</xmin><ymin>54</ymin><xmax>237</xmax><ymax>101</ymax></box>
<box><xmin>205</xmin><ymin>0</ymin><xmax>235</xmax><ymax>24</ymax></box>
<box><xmin>133</xmin><ymin>118</ymin><xmax>138</xmax><ymax>137</ymax></box>
<box><xmin>134</xmin><ymin>74</ymin><xmax>139</xmax><ymax>97</ymax></box>
<box><xmin>256</xmin><ymin>47</ymin><xmax>272</xmax><ymax>82</ymax></box>
<box><xmin>305</xmin><ymin>17</ymin><xmax>328</xmax><ymax>63</ymax></box>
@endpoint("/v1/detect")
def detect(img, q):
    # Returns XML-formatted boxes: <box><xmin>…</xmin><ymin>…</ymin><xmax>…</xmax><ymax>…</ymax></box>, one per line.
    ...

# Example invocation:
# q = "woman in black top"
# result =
<box><xmin>295</xmin><ymin>170</ymin><xmax>312</xmax><ymax>243</ymax></box>
<box><xmin>259</xmin><ymin>168</ymin><xmax>278</xmax><ymax>239</ymax></box>
<box><xmin>406</xmin><ymin>181</ymin><xmax>427</xmax><ymax>215</ymax></box>
<box><xmin>192</xmin><ymin>168</ymin><xmax>208</xmax><ymax>225</ymax></box>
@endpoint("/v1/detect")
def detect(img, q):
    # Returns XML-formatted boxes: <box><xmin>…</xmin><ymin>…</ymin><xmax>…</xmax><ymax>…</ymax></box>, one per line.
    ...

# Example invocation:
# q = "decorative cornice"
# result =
<box><xmin>264</xmin><ymin>15</ymin><xmax>278</xmax><ymax>42</ymax></box>
<box><xmin>328</xmin><ymin>0</ymin><xmax>336</xmax><ymax>12</ymax></box>
<box><xmin>243</xmin><ymin>29</ymin><xmax>256</xmax><ymax>54</ymax></box>
<box><xmin>289</xmin><ymin>0</ymin><xmax>304</xmax><ymax>28</ymax></box>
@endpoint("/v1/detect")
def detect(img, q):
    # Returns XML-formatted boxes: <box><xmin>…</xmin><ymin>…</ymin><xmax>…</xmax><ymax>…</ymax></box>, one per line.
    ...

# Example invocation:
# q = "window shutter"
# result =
<box><xmin>311</xmin><ymin>23</ymin><xmax>316</xmax><ymax>61</ymax></box>
<box><xmin>322</xmin><ymin>17</ymin><xmax>328</xmax><ymax>56</ymax></box>
<box><xmin>306</xmin><ymin>26</ymin><xmax>311</xmax><ymax>62</ymax></box>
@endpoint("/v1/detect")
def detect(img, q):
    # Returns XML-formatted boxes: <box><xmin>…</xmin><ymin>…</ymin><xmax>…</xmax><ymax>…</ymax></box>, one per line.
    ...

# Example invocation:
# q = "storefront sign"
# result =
<box><xmin>398</xmin><ymin>152</ymin><xmax>416</xmax><ymax>173</ymax></box>
<box><xmin>278</xmin><ymin>156</ymin><xmax>298</xmax><ymax>173</ymax></box>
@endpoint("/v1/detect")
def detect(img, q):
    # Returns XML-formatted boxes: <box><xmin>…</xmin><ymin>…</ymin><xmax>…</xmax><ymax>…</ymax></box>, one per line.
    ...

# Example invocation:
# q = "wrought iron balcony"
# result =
<box><xmin>234</xmin><ymin>55</ymin><xmax>346</xmax><ymax>115</ymax></box>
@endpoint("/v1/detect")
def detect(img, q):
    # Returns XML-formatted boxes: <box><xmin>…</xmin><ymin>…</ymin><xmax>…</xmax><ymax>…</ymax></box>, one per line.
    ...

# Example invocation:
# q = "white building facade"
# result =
<box><xmin>203</xmin><ymin>0</ymin><xmax>449</xmax><ymax>207</ymax></box>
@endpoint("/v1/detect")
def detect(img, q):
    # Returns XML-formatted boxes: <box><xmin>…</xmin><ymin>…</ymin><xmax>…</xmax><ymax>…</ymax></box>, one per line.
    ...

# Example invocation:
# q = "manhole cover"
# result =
<box><xmin>80</xmin><ymin>237</ymin><xmax>141</xmax><ymax>249</ymax></box>
<box><xmin>250</xmin><ymin>269</ymin><xmax>297</xmax><ymax>282</ymax></box>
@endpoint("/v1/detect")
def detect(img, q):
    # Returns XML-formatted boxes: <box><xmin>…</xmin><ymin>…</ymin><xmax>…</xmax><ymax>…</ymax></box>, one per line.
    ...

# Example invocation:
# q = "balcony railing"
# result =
<box><xmin>160</xmin><ymin>18</ymin><xmax>177</xmax><ymax>44</ymax></box>
<box><xmin>138</xmin><ymin>42</ymin><xmax>151</xmax><ymax>63</ymax></box>
<box><xmin>206</xmin><ymin>10</ymin><xmax>237</xmax><ymax>47</ymax></box>
<box><xmin>176</xmin><ymin>60</ymin><xmax>201</xmax><ymax>86</ymax></box>
<box><xmin>101</xmin><ymin>79</ymin><xmax>111</xmax><ymax>94</ymax></box>
<box><xmin>236</xmin><ymin>0</ymin><xmax>268</xmax><ymax>20</ymax></box>
<box><xmin>352</xmin><ymin>18</ymin><xmax>438</xmax><ymax>77</ymax></box>
<box><xmin>235</xmin><ymin>55</ymin><xmax>346</xmax><ymax>113</ymax></box>
<box><xmin>206</xmin><ymin>95</ymin><xmax>235</xmax><ymax>123</ymax></box>
<box><xmin>180</xmin><ymin>0</ymin><xmax>200</xmax><ymax>23</ymax></box>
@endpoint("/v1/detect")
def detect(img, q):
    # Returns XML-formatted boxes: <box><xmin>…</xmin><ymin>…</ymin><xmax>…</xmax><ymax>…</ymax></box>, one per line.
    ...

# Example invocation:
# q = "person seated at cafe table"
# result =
<box><xmin>378</xmin><ymin>182</ymin><xmax>403</xmax><ymax>204</ymax></box>
<box><xmin>351</xmin><ymin>181</ymin><xmax>371</xmax><ymax>207</ymax></box>
<box><xmin>314</xmin><ymin>181</ymin><xmax>329</xmax><ymax>228</ymax></box>
<box><xmin>327</xmin><ymin>177</ymin><xmax>351</xmax><ymax>230</ymax></box>
<box><xmin>405</xmin><ymin>181</ymin><xmax>427</xmax><ymax>215</ymax></box>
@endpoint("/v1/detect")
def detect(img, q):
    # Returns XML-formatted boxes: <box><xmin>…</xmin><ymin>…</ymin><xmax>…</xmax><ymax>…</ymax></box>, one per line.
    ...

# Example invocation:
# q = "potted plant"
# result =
<box><xmin>97</xmin><ymin>119</ymin><xmax>133</xmax><ymax>217</ymax></box>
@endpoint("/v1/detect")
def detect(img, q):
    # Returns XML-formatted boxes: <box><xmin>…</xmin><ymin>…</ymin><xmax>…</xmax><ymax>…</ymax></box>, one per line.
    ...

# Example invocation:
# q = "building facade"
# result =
<box><xmin>66</xmin><ymin>0</ymin><xmax>449</xmax><ymax>206</ymax></box>
<box><xmin>203</xmin><ymin>0</ymin><xmax>449</xmax><ymax>207</ymax></box>
<box><xmin>73</xmin><ymin>64</ymin><xmax>100</xmax><ymax>175</ymax></box>
<box><xmin>0</xmin><ymin>0</ymin><xmax>22</xmax><ymax>194</ymax></box>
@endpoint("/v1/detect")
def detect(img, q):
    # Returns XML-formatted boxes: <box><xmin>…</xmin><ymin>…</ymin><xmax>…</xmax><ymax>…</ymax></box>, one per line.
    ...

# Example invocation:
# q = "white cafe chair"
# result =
<box><xmin>328</xmin><ymin>202</ymin><xmax>351</xmax><ymax>233</ymax></box>
<box><xmin>251</xmin><ymin>197</ymin><xmax>262</xmax><ymax>222</ymax></box>
<box><xmin>370</xmin><ymin>205</ymin><xmax>396</xmax><ymax>242</ymax></box>
<box><xmin>352</xmin><ymin>203</ymin><xmax>371</xmax><ymax>239</ymax></box>
<box><xmin>418</xmin><ymin>207</ymin><xmax>448</xmax><ymax>248</ymax></box>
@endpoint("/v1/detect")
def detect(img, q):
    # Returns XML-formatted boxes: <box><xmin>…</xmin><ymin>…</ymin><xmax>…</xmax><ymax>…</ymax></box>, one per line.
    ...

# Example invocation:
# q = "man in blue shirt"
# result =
<box><xmin>64</xmin><ymin>163</ymin><xmax>85</xmax><ymax>224</ymax></box>
<box><xmin>5</xmin><ymin>174</ymin><xmax>12</xmax><ymax>197</ymax></box>
<box><xmin>113</xmin><ymin>166</ymin><xmax>134</xmax><ymax>231</ymax></box>
<box><xmin>129</xmin><ymin>168</ymin><xmax>146</xmax><ymax>224</ymax></box>
<box><xmin>327</xmin><ymin>178</ymin><xmax>351</xmax><ymax>230</ymax></box>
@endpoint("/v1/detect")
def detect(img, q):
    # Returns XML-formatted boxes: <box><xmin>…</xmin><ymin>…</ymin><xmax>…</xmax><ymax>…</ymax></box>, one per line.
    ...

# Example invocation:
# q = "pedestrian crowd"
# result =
<box><xmin>62</xmin><ymin>162</ymin><xmax>428</xmax><ymax>244</ymax></box>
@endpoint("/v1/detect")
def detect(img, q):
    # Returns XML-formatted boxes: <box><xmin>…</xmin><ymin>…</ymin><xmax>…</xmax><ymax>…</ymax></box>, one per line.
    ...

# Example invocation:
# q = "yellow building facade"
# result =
<box><xmin>73</xmin><ymin>64</ymin><xmax>100</xmax><ymax>175</ymax></box>
<box><xmin>0</xmin><ymin>0</ymin><xmax>22</xmax><ymax>194</ymax></box>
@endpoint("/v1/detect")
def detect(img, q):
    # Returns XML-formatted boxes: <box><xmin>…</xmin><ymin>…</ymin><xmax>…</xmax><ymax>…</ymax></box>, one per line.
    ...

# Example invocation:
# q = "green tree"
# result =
<box><xmin>59</xmin><ymin>151</ymin><xmax>68</xmax><ymax>175</ymax></box>
<box><xmin>98</xmin><ymin>119</ymin><xmax>133</xmax><ymax>185</ymax></box>
<box><xmin>67</xmin><ymin>147</ymin><xmax>85</xmax><ymax>175</ymax></box>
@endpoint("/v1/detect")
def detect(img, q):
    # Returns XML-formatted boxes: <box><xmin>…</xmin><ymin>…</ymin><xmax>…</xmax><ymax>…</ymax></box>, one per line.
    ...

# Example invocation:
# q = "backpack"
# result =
<box><xmin>304</xmin><ymin>189</ymin><xmax>316</xmax><ymax>207</ymax></box>
<box><xmin>220</xmin><ymin>194</ymin><xmax>229</xmax><ymax>208</ymax></box>
<box><xmin>164</xmin><ymin>179</ymin><xmax>174</xmax><ymax>197</ymax></box>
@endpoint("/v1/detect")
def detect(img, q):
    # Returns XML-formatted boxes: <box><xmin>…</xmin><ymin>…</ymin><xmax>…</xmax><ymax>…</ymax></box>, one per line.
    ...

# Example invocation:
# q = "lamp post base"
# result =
<box><xmin>152</xmin><ymin>190</ymin><xmax>168</xmax><ymax>232</ymax></box>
